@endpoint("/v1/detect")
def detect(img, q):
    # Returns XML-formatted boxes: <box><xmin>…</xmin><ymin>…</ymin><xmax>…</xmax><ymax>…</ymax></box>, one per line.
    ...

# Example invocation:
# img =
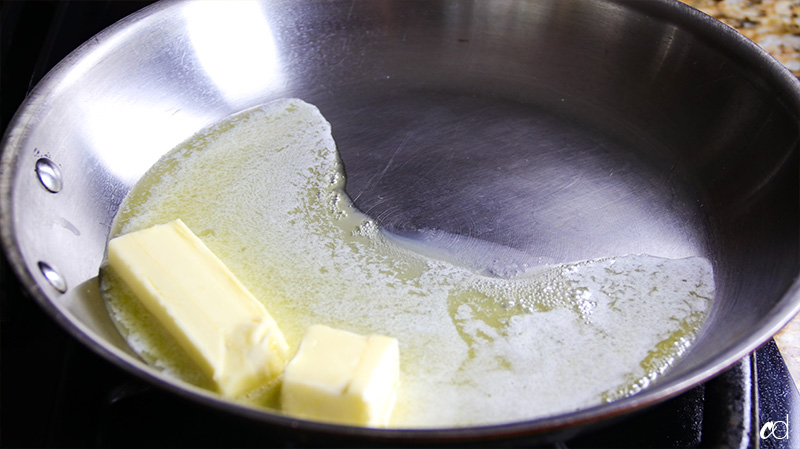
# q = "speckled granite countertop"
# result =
<box><xmin>682</xmin><ymin>0</ymin><xmax>800</xmax><ymax>77</ymax></box>
<box><xmin>680</xmin><ymin>0</ymin><xmax>800</xmax><ymax>388</ymax></box>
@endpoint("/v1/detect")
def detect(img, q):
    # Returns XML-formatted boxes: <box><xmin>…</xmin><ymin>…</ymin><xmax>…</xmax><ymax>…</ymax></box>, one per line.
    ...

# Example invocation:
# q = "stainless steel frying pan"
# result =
<box><xmin>2</xmin><ymin>0</ymin><xmax>799</xmax><ymax>443</ymax></box>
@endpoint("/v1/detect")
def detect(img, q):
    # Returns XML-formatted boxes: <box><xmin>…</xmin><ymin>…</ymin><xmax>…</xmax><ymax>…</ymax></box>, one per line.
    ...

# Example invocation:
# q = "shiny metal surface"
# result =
<box><xmin>1</xmin><ymin>0</ymin><xmax>799</xmax><ymax>442</ymax></box>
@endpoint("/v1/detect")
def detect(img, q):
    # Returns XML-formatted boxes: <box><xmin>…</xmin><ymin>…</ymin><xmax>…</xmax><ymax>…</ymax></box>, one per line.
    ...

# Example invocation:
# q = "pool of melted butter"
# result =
<box><xmin>100</xmin><ymin>98</ymin><xmax>714</xmax><ymax>428</ymax></box>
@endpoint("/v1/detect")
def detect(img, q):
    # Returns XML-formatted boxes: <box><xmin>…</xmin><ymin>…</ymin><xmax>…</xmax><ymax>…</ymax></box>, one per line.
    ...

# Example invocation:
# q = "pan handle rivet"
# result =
<box><xmin>38</xmin><ymin>261</ymin><xmax>67</xmax><ymax>293</ymax></box>
<box><xmin>35</xmin><ymin>158</ymin><xmax>63</xmax><ymax>193</ymax></box>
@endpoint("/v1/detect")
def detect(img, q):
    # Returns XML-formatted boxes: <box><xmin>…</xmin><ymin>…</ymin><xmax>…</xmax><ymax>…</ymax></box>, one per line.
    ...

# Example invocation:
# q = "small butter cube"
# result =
<box><xmin>107</xmin><ymin>219</ymin><xmax>289</xmax><ymax>398</ymax></box>
<box><xmin>280</xmin><ymin>324</ymin><xmax>399</xmax><ymax>427</ymax></box>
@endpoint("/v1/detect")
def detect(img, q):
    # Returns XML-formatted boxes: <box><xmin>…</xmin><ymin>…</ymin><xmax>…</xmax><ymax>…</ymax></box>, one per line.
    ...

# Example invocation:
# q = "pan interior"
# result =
<box><xmin>98</xmin><ymin>96</ymin><xmax>715</xmax><ymax>428</ymax></box>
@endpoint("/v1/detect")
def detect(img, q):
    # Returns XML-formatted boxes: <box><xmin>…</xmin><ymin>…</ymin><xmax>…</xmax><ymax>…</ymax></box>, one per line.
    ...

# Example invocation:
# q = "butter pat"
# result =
<box><xmin>281</xmin><ymin>325</ymin><xmax>399</xmax><ymax>427</ymax></box>
<box><xmin>107</xmin><ymin>219</ymin><xmax>289</xmax><ymax>398</ymax></box>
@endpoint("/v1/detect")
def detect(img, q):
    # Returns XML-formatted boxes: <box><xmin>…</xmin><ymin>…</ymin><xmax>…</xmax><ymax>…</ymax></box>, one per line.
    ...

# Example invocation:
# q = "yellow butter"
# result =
<box><xmin>280</xmin><ymin>324</ymin><xmax>399</xmax><ymax>427</ymax></box>
<box><xmin>107</xmin><ymin>219</ymin><xmax>289</xmax><ymax>398</ymax></box>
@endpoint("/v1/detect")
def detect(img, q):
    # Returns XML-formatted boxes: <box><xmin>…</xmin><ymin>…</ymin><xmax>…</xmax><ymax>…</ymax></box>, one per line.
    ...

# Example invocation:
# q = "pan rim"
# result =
<box><xmin>1</xmin><ymin>0</ymin><xmax>799</xmax><ymax>442</ymax></box>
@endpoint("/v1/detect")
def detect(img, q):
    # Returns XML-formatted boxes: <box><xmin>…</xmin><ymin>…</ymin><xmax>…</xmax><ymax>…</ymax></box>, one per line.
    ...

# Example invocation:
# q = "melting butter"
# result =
<box><xmin>281</xmin><ymin>324</ymin><xmax>400</xmax><ymax>427</ymax></box>
<box><xmin>100</xmin><ymin>98</ymin><xmax>714</xmax><ymax>427</ymax></box>
<box><xmin>106</xmin><ymin>219</ymin><xmax>289</xmax><ymax>398</ymax></box>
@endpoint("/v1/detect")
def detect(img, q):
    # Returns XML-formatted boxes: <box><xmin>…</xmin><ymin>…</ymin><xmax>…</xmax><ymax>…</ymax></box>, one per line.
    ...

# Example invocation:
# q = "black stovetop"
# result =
<box><xmin>1</xmin><ymin>2</ymin><xmax>798</xmax><ymax>448</ymax></box>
